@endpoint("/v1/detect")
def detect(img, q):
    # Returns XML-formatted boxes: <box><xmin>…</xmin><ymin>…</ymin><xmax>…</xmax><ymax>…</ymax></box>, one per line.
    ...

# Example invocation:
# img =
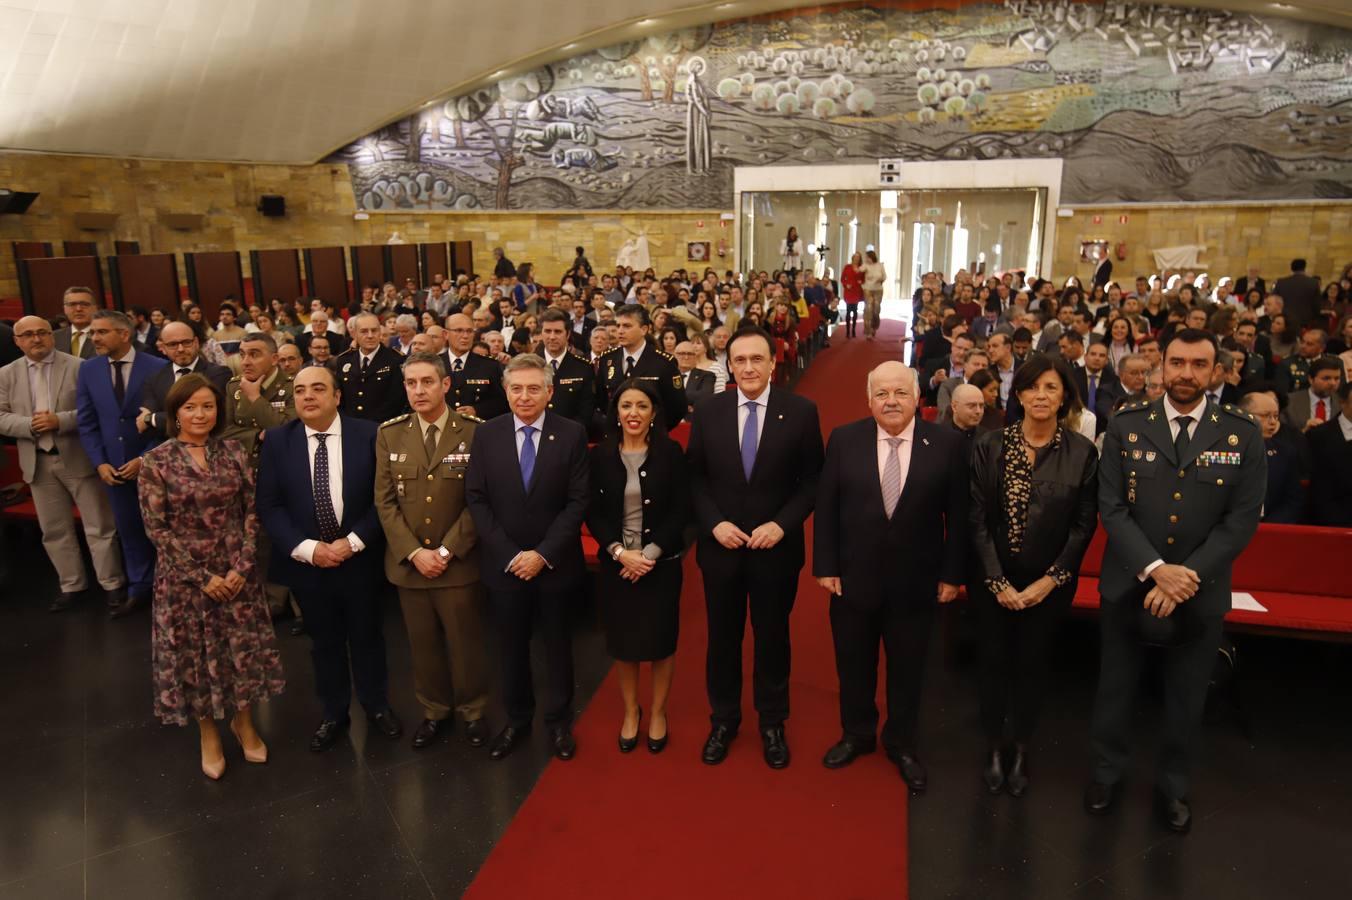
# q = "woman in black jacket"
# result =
<box><xmin>969</xmin><ymin>354</ymin><xmax>1098</xmax><ymax>797</ymax></box>
<box><xmin>587</xmin><ymin>378</ymin><xmax>690</xmax><ymax>754</ymax></box>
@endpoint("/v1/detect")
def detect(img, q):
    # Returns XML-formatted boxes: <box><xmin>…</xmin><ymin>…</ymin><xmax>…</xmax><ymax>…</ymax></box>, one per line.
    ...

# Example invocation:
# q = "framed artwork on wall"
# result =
<box><xmin>687</xmin><ymin>241</ymin><xmax>711</xmax><ymax>263</ymax></box>
<box><xmin>1079</xmin><ymin>240</ymin><xmax>1109</xmax><ymax>263</ymax></box>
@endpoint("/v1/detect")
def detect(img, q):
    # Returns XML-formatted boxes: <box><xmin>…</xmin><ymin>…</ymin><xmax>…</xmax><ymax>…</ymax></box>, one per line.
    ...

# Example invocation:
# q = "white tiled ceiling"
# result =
<box><xmin>1</xmin><ymin>0</ymin><xmax>1348</xmax><ymax>164</ymax></box>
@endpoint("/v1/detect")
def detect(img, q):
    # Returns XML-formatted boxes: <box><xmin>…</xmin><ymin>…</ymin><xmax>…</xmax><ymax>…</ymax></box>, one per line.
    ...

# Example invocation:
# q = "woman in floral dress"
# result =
<box><xmin>138</xmin><ymin>373</ymin><xmax>285</xmax><ymax>780</ymax></box>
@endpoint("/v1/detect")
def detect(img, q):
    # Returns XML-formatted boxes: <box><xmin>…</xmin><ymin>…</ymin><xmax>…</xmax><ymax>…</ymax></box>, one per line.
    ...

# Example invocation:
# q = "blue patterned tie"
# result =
<box><xmin>313</xmin><ymin>433</ymin><xmax>341</xmax><ymax>542</ymax></box>
<box><xmin>741</xmin><ymin>400</ymin><xmax>759</xmax><ymax>480</ymax></box>
<box><xmin>519</xmin><ymin>424</ymin><xmax>537</xmax><ymax>490</ymax></box>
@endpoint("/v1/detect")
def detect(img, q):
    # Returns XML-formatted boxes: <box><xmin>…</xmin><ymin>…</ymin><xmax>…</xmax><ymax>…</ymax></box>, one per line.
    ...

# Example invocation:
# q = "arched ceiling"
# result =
<box><xmin>1</xmin><ymin>0</ymin><xmax>1348</xmax><ymax>165</ymax></box>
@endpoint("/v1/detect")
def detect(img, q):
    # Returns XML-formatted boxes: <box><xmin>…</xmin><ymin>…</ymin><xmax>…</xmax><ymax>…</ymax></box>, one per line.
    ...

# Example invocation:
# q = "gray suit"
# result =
<box><xmin>0</xmin><ymin>350</ymin><xmax>124</xmax><ymax>593</ymax></box>
<box><xmin>53</xmin><ymin>326</ymin><xmax>95</xmax><ymax>360</ymax></box>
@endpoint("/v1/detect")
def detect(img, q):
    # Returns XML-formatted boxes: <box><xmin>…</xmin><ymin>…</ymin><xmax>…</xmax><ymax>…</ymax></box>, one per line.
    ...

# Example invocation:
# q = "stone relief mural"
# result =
<box><xmin>326</xmin><ymin>1</ymin><xmax>1352</xmax><ymax>210</ymax></box>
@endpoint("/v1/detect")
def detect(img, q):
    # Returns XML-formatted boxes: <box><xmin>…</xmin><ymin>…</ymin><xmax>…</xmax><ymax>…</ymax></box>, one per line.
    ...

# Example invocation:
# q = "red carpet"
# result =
<box><xmin>467</xmin><ymin>321</ymin><xmax>912</xmax><ymax>900</ymax></box>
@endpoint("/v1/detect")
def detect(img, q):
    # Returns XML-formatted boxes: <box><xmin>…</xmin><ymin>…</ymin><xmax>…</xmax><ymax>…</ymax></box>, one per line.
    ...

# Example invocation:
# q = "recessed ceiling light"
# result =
<box><xmin>492</xmin><ymin>70</ymin><xmax>506</xmax><ymax>78</ymax></box>
<box><xmin>1271</xmin><ymin>2</ymin><xmax>1295</xmax><ymax>8</ymax></box>
<box><xmin>717</xmin><ymin>3</ymin><xmax>738</xmax><ymax>8</ymax></box>
<box><xmin>562</xmin><ymin>43</ymin><xmax>577</xmax><ymax>50</ymax></box>
<box><xmin>637</xmin><ymin>18</ymin><xmax>655</xmax><ymax>26</ymax></box>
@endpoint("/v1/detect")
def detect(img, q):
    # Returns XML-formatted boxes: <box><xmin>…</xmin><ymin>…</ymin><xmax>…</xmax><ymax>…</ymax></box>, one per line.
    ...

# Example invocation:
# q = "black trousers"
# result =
<box><xmin>844</xmin><ymin>301</ymin><xmax>861</xmax><ymax>334</ymax></box>
<box><xmin>1089</xmin><ymin>599</ymin><xmax>1224</xmax><ymax>800</ymax></box>
<box><xmin>829</xmin><ymin>596</ymin><xmax>934</xmax><ymax>753</ymax></box>
<box><xmin>975</xmin><ymin>579</ymin><xmax>1075</xmax><ymax>745</ymax></box>
<box><xmin>702</xmin><ymin>565</ymin><xmax>798</xmax><ymax>730</ymax></box>
<box><xmin>294</xmin><ymin>575</ymin><xmax>389</xmax><ymax>722</ymax></box>
<box><xmin>490</xmin><ymin>583</ymin><xmax>577</xmax><ymax>729</ymax></box>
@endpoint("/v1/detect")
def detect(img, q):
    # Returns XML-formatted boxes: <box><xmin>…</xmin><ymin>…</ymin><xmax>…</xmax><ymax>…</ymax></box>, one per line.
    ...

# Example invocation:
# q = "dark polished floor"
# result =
<box><xmin>0</xmin><ymin>527</ymin><xmax>611</xmax><ymax>900</ymax></box>
<box><xmin>3</xmin><ymin>525</ymin><xmax>1350</xmax><ymax>900</ymax></box>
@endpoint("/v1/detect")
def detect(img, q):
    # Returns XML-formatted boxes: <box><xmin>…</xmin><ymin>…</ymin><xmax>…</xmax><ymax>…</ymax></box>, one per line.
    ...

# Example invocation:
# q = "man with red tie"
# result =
<box><xmin>1282</xmin><ymin>356</ymin><xmax>1343</xmax><ymax>432</ymax></box>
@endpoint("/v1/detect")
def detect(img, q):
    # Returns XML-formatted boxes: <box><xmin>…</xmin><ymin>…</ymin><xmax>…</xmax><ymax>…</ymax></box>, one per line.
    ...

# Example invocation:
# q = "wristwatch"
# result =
<box><xmin>437</xmin><ymin>546</ymin><xmax>451</xmax><ymax>561</ymax></box>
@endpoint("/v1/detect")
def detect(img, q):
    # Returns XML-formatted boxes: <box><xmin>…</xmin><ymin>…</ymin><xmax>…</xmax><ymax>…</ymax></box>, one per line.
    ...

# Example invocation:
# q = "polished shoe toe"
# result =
<box><xmin>618</xmin><ymin>708</ymin><xmax>642</xmax><ymax>754</ymax></box>
<box><xmin>551</xmin><ymin>727</ymin><xmax>577</xmax><ymax>760</ymax></box>
<box><xmin>982</xmin><ymin>747</ymin><xmax>1007</xmax><ymax>795</ymax></box>
<box><xmin>488</xmin><ymin>725</ymin><xmax>531</xmax><ymax>761</ymax></box>
<box><xmin>464</xmin><ymin>718</ymin><xmax>488</xmax><ymax>747</ymax></box>
<box><xmin>309</xmin><ymin>719</ymin><xmax>349</xmax><ymax>753</ymax></box>
<box><xmin>411</xmin><ymin>718</ymin><xmax>447</xmax><ymax>750</ymax></box>
<box><xmin>823</xmin><ymin>737</ymin><xmax>875</xmax><ymax>770</ymax></box>
<box><xmin>760</xmin><ymin>726</ymin><xmax>790</xmax><ymax>769</ymax></box>
<box><xmin>289</xmin><ymin>617</ymin><xmax>306</xmax><ymax>636</ymax></box>
<box><xmin>1155</xmin><ymin>792</ymin><xmax>1192</xmax><ymax>833</ymax></box>
<box><xmin>1005</xmin><ymin>746</ymin><xmax>1029</xmax><ymax>798</ymax></box>
<box><xmin>108</xmin><ymin>592</ymin><xmax>147</xmax><ymax>619</ymax></box>
<box><xmin>1084</xmin><ymin>780</ymin><xmax>1120</xmax><ymax>816</ymax></box>
<box><xmin>889</xmin><ymin>751</ymin><xmax>928</xmax><ymax>793</ymax></box>
<box><xmin>367</xmin><ymin>709</ymin><xmax>403</xmax><ymax>740</ymax></box>
<box><xmin>48</xmin><ymin>591</ymin><xmax>80</xmax><ymax>613</ymax></box>
<box><xmin>701</xmin><ymin>725</ymin><xmax>736</xmax><ymax>765</ymax></box>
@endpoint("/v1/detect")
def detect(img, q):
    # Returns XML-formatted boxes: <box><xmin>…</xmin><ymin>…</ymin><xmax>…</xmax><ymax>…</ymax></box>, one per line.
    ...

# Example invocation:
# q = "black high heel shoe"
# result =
<box><xmin>646</xmin><ymin>712</ymin><xmax>669</xmax><ymax>754</ymax></box>
<box><xmin>618</xmin><ymin>707</ymin><xmax>642</xmax><ymax>754</ymax></box>
<box><xmin>1006</xmin><ymin>744</ymin><xmax>1029</xmax><ymax>798</ymax></box>
<box><xmin>982</xmin><ymin>746</ymin><xmax>1007</xmax><ymax>795</ymax></box>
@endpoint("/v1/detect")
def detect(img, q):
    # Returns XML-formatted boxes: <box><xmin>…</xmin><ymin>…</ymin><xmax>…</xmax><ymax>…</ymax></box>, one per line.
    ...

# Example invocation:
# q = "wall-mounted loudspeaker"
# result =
<box><xmin>0</xmin><ymin>189</ymin><xmax>40</xmax><ymax>214</ymax></box>
<box><xmin>258</xmin><ymin>195</ymin><xmax>286</xmax><ymax>217</ymax></box>
<box><xmin>160</xmin><ymin>212</ymin><xmax>205</xmax><ymax>230</ymax></box>
<box><xmin>73</xmin><ymin>211</ymin><xmax>120</xmax><ymax>230</ymax></box>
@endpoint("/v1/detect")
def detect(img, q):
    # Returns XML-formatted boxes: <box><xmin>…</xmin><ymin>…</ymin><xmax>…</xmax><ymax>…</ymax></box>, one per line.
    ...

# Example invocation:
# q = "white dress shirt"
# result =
<box><xmin>1139</xmin><ymin>395</ymin><xmax>1204</xmax><ymax>581</ymax></box>
<box><xmin>172</xmin><ymin>358</ymin><xmax>202</xmax><ymax>380</ymax></box>
<box><xmin>291</xmin><ymin>416</ymin><xmax>366</xmax><ymax>564</ymax></box>
<box><xmin>619</xmin><ymin>340</ymin><xmax>646</xmax><ymax>373</ymax></box>
<box><xmin>507</xmin><ymin>413</ymin><xmax>550</xmax><ymax>572</ymax></box>
<box><xmin>737</xmin><ymin>384</ymin><xmax>770</xmax><ymax>447</ymax></box>
<box><xmin>876</xmin><ymin>418</ymin><xmax>915</xmax><ymax>494</ymax></box>
<box><xmin>26</xmin><ymin>355</ymin><xmax>56</xmax><ymax>451</ymax></box>
<box><xmin>108</xmin><ymin>346</ymin><xmax>136</xmax><ymax>387</ymax></box>
<box><xmin>358</xmin><ymin>348</ymin><xmax>379</xmax><ymax>370</ymax></box>
<box><xmin>1338</xmin><ymin>412</ymin><xmax>1352</xmax><ymax>442</ymax></box>
<box><xmin>543</xmin><ymin>349</ymin><xmax>569</xmax><ymax>372</ymax></box>
<box><xmin>447</xmin><ymin>351</ymin><xmax>470</xmax><ymax>372</ymax></box>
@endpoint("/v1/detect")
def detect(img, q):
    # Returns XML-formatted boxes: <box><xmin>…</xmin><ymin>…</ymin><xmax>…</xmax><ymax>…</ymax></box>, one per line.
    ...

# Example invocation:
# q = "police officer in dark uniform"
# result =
<box><xmin>442</xmin><ymin>312</ymin><xmax>508</xmax><ymax>420</ymax></box>
<box><xmin>535</xmin><ymin>308</ymin><xmax>595</xmax><ymax>430</ymax></box>
<box><xmin>334</xmin><ymin>312</ymin><xmax>408</xmax><ymax>423</ymax></box>
<box><xmin>1085</xmin><ymin>328</ymin><xmax>1266</xmax><ymax>834</ymax></box>
<box><xmin>594</xmin><ymin>303</ymin><xmax>686</xmax><ymax>432</ymax></box>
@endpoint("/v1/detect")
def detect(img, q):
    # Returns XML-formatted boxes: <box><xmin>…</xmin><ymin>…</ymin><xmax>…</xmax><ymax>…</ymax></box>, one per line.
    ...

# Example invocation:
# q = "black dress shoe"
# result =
<box><xmin>309</xmin><ymin>719</ymin><xmax>349</xmax><ymax>753</ymax></box>
<box><xmin>888</xmin><ymin>751</ymin><xmax>928</xmax><ymax>793</ymax></box>
<box><xmin>48</xmin><ymin>591</ymin><xmax>81</xmax><ymax>613</ymax></box>
<box><xmin>618</xmin><ymin>708</ymin><xmax>642</xmax><ymax>754</ymax></box>
<box><xmin>982</xmin><ymin>746</ymin><xmax>1007</xmax><ymax>794</ymax></box>
<box><xmin>701</xmin><ymin>724</ymin><xmax>737</xmax><ymax>765</ymax></box>
<box><xmin>823</xmin><ymin>737</ymin><xmax>876</xmax><ymax>770</ymax></box>
<box><xmin>105</xmin><ymin>587</ymin><xmax>127</xmax><ymax>611</ymax></box>
<box><xmin>488</xmin><ymin>725</ymin><xmax>531</xmax><ymax>761</ymax></box>
<box><xmin>760</xmin><ymin>725</ymin><xmax>790</xmax><ymax>769</ymax></box>
<box><xmin>108</xmin><ymin>592</ymin><xmax>147</xmax><ymax>619</ymax></box>
<box><xmin>551</xmin><ymin>726</ymin><xmax>577</xmax><ymax>760</ymax></box>
<box><xmin>411</xmin><ymin>718</ymin><xmax>447</xmax><ymax>750</ymax></box>
<box><xmin>367</xmin><ymin>709</ymin><xmax>403</xmax><ymax>740</ymax></box>
<box><xmin>1005</xmin><ymin>745</ymin><xmax>1029</xmax><ymax>798</ymax></box>
<box><xmin>290</xmin><ymin>617</ymin><xmax>306</xmax><ymax>636</ymax></box>
<box><xmin>1155</xmin><ymin>791</ymin><xmax>1192</xmax><ymax>834</ymax></box>
<box><xmin>464</xmin><ymin>718</ymin><xmax>488</xmax><ymax>747</ymax></box>
<box><xmin>1084</xmin><ymin>780</ymin><xmax>1120</xmax><ymax>816</ymax></box>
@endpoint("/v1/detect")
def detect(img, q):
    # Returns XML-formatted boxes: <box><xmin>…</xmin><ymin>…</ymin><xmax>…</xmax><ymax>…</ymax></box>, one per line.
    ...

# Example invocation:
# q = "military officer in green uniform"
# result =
<box><xmin>594</xmin><ymin>303</ymin><xmax>686</xmax><ymax>431</ymax></box>
<box><xmin>221</xmin><ymin>332</ymin><xmax>298</xmax><ymax>618</ymax></box>
<box><xmin>374</xmin><ymin>351</ymin><xmax>490</xmax><ymax>750</ymax></box>
<box><xmin>1277</xmin><ymin>328</ymin><xmax>1328</xmax><ymax>395</ymax></box>
<box><xmin>1085</xmin><ymin>328</ymin><xmax>1265</xmax><ymax>835</ymax></box>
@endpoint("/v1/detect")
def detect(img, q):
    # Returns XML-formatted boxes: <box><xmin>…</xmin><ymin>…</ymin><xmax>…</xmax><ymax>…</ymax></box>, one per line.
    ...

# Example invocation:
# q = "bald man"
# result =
<box><xmin>277</xmin><ymin>342</ymin><xmax>304</xmax><ymax>379</ymax></box>
<box><xmin>813</xmin><ymin>361</ymin><xmax>969</xmax><ymax>792</ymax></box>
<box><xmin>137</xmin><ymin>320</ymin><xmax>231</xmax><ymax>437</ymax></box>
<box><xmin>945</xmin><ymin>382</ymin><xmax>987</xmax><ymax>438</ymax></box>
<box><xmin>0</xmin><ymin>316</ymin><xmax>124</xmax><ymax>611</ymax></box>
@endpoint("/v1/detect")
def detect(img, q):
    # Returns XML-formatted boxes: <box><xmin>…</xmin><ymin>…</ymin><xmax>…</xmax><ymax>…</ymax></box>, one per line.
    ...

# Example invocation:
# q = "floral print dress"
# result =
<box><xmin>138</xmin><ymin>438</ymin><xmax>285</xmax><ymax>726</ymax></box>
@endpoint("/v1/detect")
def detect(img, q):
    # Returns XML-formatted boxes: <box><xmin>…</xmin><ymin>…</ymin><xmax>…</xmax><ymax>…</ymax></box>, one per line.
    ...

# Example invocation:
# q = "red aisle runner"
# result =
<box><xmin>466</xmin><ymin>322</ymin><xmax>912</xmax><ymax>900</ymax></box>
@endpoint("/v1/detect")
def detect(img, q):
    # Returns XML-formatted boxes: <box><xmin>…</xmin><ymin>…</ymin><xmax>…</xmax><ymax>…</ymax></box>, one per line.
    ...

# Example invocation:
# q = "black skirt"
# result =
<box><xmin>598</xmin><ymin>556</ymin><xmax>682</xmax><ymax>662</ymax></box>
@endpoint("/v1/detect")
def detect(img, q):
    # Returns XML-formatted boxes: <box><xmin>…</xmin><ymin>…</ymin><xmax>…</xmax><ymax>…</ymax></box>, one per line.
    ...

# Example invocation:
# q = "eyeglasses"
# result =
<box><xmin>162</xmin><ymin>339</ymin><xmax>197</xmax><ymax>350</ymax></box>
<box><xmin>14</xmin><ymin>329</ymin><xmax>52</xmax><ymax>340</ymax></box>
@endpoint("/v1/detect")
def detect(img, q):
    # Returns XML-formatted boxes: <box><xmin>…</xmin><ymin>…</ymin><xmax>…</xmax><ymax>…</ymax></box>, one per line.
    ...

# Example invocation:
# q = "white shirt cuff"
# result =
<box><xmin>1138</xmin><ymin>559</ymin><xmax>1165</xmax><ymax>582</ymax></box>
<box><xmin>292</xmin><ymin>539</ymin><xmax>318</xmax><ymax>565</ymax></box>
<box><xmin>346</xmin><ymin>532</ymin><xmax>365</xmax><ymax>554</ymax></box>
<box><xmin>504</xmin><ymin>550</ymin><xmax>522</xmax><ymax>573</ymax></box>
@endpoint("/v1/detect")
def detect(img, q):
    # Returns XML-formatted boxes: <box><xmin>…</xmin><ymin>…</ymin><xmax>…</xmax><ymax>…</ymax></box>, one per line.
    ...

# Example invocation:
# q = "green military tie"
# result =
<box><xmin>424</xmin><ymin>423</ymin><xmax>439</xmax><ymax>467</ymax></box>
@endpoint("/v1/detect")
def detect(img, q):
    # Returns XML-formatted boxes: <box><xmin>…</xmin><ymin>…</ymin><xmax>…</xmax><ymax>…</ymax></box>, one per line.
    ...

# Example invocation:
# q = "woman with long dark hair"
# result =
<box><xmin>779</xmin><ymin>226</ymin><xmax>805</xmax><ymax>277</ymax></box>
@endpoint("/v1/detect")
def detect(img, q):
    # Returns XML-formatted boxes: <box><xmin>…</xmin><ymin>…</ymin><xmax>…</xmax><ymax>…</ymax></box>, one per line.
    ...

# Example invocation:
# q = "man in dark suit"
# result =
<box><xmin>1273</xmin><ymin>258</ymin><xmax>1321</xmax><ymax>332</ymax></box>
<box><xmin>1091</xmin><ymin>255</ymin><xmax>1113</xmax><ymax>290</ymax></box>
<box><xmin>1082</xmin><ymin>342</ymin><xmax>1123</xmax><ymax>433</ymax></box>
<box><xmin>255</xmin><ymin>365</ymin><xmax>403</xmax><ymax>752</ymax></box>
<box><xmin>674</xmin><ymin>341</ymin><xmax>716</xmax><ymax>411</ymax></box>
<box><xmin>1282</xmin><ymin>355</ymin><xmax>1342</xmax><ymax>432</ymax></box>
<box><xmin>1086</xmin><ymin>329</ymin><xmax>1265</xmax><ymax>834</ymax></box>
<box><xmin>53</xmin><ymin>286</ymin><xmax>98</xmax><ymax>359</ymax></box>
<box><xmin>814</xmin><ymin>361</ymin><xmax>967</xmax><ymax>792</ymax></box>
<box><xmin>334</xmin><ymin>312</ymin><xmax>407</xmax><ymax>423</ymax></box>
<box><xmin>687</xmin><ymin>327</ymin><xmax>823</xmax><ymax>769</ymax></box>
<box><xmin>595</xmin><ymin>304</ymin><xmax>686</xmax><ymax>431</ymax></box>
<box><xmin>135</xmin><ymin>321</ymin><xmax>230</xmax><ymax>437</ymax></box>
<box><xmin>443</xmin><ymin>312</ymin><xmax>508</xmax><ymax>420</ymax></box>
<box><xmin>1239</xmin><ymin>390</ymin><xmax>1307</xmax><ymax>523</ymax></box>
<box><xmin>297</xmin><ymin>310</ymin><xmax>349</xmax><ymax>358</ymax></box>
<box><xmin>465</xmin><ymin>353</ymin><xmax>590</xmax><ymax>762</ymax></box>
<box><xmin>1306</xmin><ymin>381</ymin><xmax>1352</xmax><ymax>526</ymax></box>
<box><xmin>536</xmin><ymin>308</ymin><xmax>595</xmax><ymax>428</ymax></box>
<box><xmin>76</xmin><ymin>310</ymin><xmax>167</xmax><ymax>617</ymax></box>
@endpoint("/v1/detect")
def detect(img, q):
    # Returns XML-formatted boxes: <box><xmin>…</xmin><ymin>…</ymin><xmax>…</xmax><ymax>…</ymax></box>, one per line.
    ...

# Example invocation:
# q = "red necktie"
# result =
<box><xmin>1316</xmin><ymin>399</ymin><xmax>1327</xmax><ymax>421</ymax></box>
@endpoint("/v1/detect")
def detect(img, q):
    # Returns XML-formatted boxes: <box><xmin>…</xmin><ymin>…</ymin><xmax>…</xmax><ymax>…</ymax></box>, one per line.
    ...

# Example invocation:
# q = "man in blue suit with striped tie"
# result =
<box><xmin>76</xmin><ymin>309</ymin><xmax>167</xmax><ymax>618</ymax></box>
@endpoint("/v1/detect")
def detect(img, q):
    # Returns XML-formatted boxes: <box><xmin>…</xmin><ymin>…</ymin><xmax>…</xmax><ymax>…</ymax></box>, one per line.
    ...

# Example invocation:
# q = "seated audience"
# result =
<box><xmin>1239</xmin><ymin>389</ymin><xmax>1306</xmax><ymax>523</ymax></box>
<box><xmin>1306</xmin><ymin>381</ymin><xmax>1352</xmax><ymax>526</ymax></box>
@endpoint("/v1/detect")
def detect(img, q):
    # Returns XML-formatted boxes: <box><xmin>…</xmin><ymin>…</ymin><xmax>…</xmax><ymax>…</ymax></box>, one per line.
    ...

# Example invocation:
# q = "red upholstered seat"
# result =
<box><xmin>669</xmin><ymin>420</ymin><xmax>691</xmax><ymax>449</ymax></box>
<box><xmin>582</xmin><ymin>535</ymin><xmax>600</xmax><ymax>567</ymax></box>
<box><xmin>920</xmin><ymin>406</ymin><xmax>938</xmax><ymax>422</ymax></box>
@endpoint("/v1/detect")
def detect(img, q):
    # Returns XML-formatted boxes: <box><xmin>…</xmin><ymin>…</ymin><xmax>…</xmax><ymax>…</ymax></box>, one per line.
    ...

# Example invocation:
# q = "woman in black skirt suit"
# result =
<box><xmin>587</xmin><ymin>378</ymin><xmax>691</xmax><ymax>754</ymax></box>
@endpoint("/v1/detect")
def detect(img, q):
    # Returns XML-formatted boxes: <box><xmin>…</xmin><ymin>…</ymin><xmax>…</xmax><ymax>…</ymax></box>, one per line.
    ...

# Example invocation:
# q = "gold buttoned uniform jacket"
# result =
<box><xmin>374</xmin><ymin>411</ymin><xmax>480</xmax><ymax>588</ymax></box>
<box><xmin>221</xmin><ymin>371</ymin><xmax>297</xmax><ymax>465</ymax></box>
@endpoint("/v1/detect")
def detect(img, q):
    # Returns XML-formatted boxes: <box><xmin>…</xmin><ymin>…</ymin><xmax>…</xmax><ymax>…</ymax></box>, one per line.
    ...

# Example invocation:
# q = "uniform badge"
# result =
<box><xmin>1210</xmin><ymin>413</ymin><xmax>1219</xmax><ymax>423</ymax></box>
<box><xmin>276</xmin><ymin>388</ymin><xmax>286</xmax><ymax>397</ymax></box>
<box><xmin>1132</xmin><ymin>449</ymin><xmax>1142</xmax><ymax>460</ymax></box>
<box><xmin>1228</xmin><ymin>434</ymin><xmax>1239</xmax><ymax>446</ymax></box>
<box><xmin>234</xmin><ymin>390</ymin><xmax>241</xmax><ymax>400</ymax></box>
<box><xmin>607</xmin><ymin>365</ymin><xmax>615</xmax><ymax>380</ymax></box>
<box><xmin>1128</xmin><ymin>433</ymin><xmax>1138</xmax><ymax>443</ymax></box>
<box><xmin>1145</xmin><ymin>451</ymin><xmax>1156</xmax><ymax>462</ymax></box>
<box><xmin>397</xmin><ymin>481</ymin><xmax>405</xmax><ymax>498</ymax></box>
<box><xmin>1148</xmin><ymin>411</ymin><xmax>1158</xmax><ymax>421</ymax></box>
<box><xmin>389</xmin><ymin>452</ymin><xmax>398</xmax><ymax>461</ymax></box>
<box><xmin>457</xmin><ymin>441</ymin><xmax>466</xmax><ymax>452</ymax></box>
<box><xmin>398</xmin><ymin>453</ymin><xmax>407</xmax><ymax>462</ymax></box>
<box><xmin>343</xmin><ymin>363</ymin><xmax>352</xmax><ymax>373</ymax></box>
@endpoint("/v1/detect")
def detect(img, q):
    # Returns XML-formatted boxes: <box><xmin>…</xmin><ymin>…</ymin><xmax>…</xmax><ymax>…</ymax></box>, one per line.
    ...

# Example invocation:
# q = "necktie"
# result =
<box><xmin>882</xmin><ymin>437</ymin><xmax>904</xmax><ymax>518</ymax></box>
<box><xmin>424</xmin><ymin>423</ymin><xmax>439</xmax><ymax>466</ymax></box>
<box><xmin>71</xmin><ymin>331</ymin><xmax>83</xmax><ymax>357</ymax></box>
<box><xmin>453</xmin><ymin>357</ymin><xmax>464</xmax><ymax>373</ymax></box>
<box><xmin>112</xmin><ymin>360</ymin><xmax>126</xmax><ymax>406</ymax></box>
<box><xmin>361</xmin><ymin>355</ymin><xmax>370</xmax><ymax>375</ymax></box>
<box><xmin>1088</xmin><ymin>374</ymin><xmax>1098</xmax><ymax>399</ymax></box>
<box><xmin>33</xmin><ymin>363</ymin><xmax>54</xmax><ymax>451</ymax></box>
<box><xmin>625</xmin><ymin>355</ymin><xmax>635</xmax><ymax>376</ymax></box>
<box><xmin>551</xmin><ymin>358</ymin><xmax>560</xmax><ymax>375</ymax></box>
<box><xmin>312</xmin><ymin>433</ymin><xmax>342</xmax><ymax>542</ymax></box>
<box><xmin>1316</xmin><ymin>399</ymin><xmax>1327</xmax><ymax>421</ymax></box>
<box><xmin>741</xmin><ymin>401</ymin><xmax>759</xmax><ymax>480</ymax></box>
<box><xmin>1174</xmin><ymin>414</ymin><xmax>1193</xmax><ymax>463</ymax></box>
<box><xmin>519</xmin><ymin>424</ymin><xmax>537</xmax><ymax>490</ymax></box>
<box><xmin>176</xmin><ymin>367</ymin><xmax>191</xmax><ymax>379</ymax></box>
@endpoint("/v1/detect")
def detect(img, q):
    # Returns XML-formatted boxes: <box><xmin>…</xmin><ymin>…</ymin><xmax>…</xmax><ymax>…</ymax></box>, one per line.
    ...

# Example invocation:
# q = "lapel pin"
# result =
<box><xmin>1228</xmin><ymin>434</ymin><xmax>1239</xmax><ymax>446</ymax></box>
<box><xmin>922</xmin><ymin>437</ymin><xmax>930</xmax><ymax>446</ymax></box>
<box><xmin>548</xmin><ymin>434</ymin><xmax>555</xmax><ymax>441</ymax></box>
<box><xmin>1210</xmin><ymin>413</ymin><xmax>1219</xmax><ymax>423</ymax></box>
<box><xmin>1148</xmin><ymin>411</ymin><xmax>1158</xmax><ymax>421</ymax></box>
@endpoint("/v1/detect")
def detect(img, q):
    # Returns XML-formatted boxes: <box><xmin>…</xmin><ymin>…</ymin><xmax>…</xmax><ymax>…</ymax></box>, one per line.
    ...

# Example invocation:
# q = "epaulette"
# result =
<box><xmin>1116</xmin><ymin>400</ymin><xmax>1150</xmax><ymax>414</ymax></box>
<box><xmin>655</xmin><ymin>348</ymin><xmax>676</xmax><ymax>360</ymax></box>
<box><xmin>1220</xmin><ymin>403</ymin><xmax>1258</xmax><ymax>425</ymax></box>
<box><xmin>381</xmin><ymin>413</ymin><xmax>411</xmax><ymax>428</ymax></box>
<box><xmin>460</xmin><ymin>413</ymin><xmax>484</xmax><ymax>423</ymax></box>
